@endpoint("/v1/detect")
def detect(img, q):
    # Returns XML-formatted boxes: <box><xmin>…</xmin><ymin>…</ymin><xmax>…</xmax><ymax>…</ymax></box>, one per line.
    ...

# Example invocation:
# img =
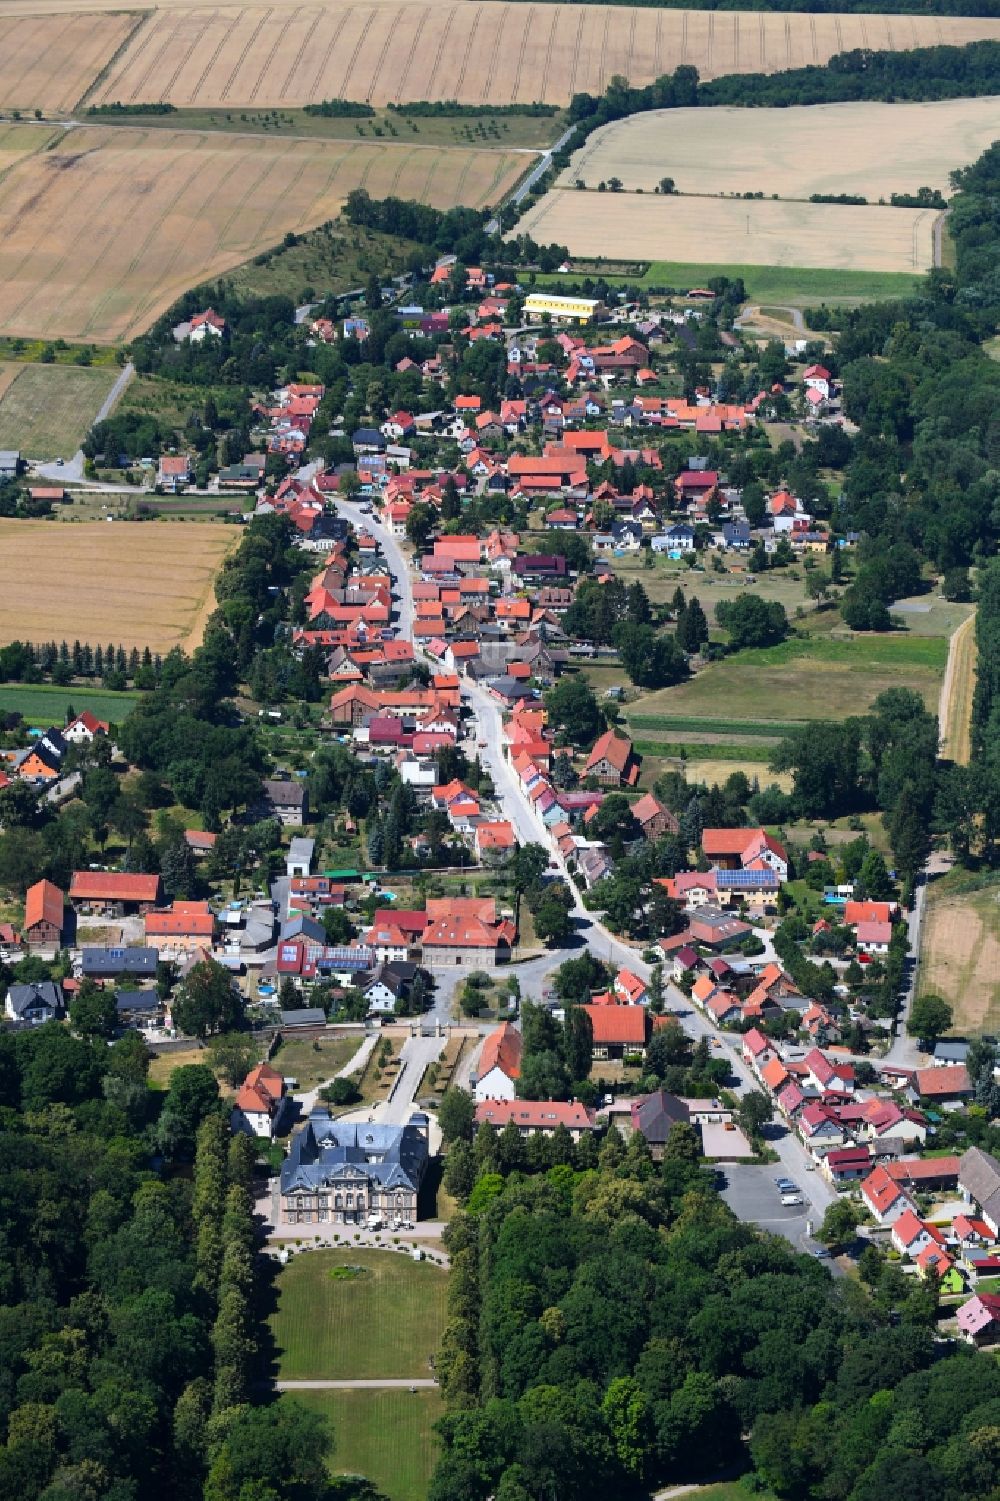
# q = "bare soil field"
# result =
<box><xmin>71</xmin><ymin>3</ymin><xmax>1000</xmax><ymax>109</ymax></box>
<box><xmin>517</xmin><ymin>190</ymin><xmax>934</xmax><ymax>273</ymax></box>
<box><xmin>920</xmin><ymin>880</ymin><xmax>1000</xmax><ymax>1038</ymax></box>
<box><xmin>567</xmin><ymin>98</ymin><xmax>1000</xmax><ymax>200</ymax></box>
<box><xmin>0</xmin><ymin>363</ymin><xmax>120</xmax><ymax>457</ymax></box>
<box><xmin>0</xmin><ymin>518</ymin><xmax>238</xmax><ymax>652</ymax></box>
<box><xmin>0</xmin><ymin>126</ymin><xmax>526</xmax><ymax>341</ymax></box>
<box><xmin>0</xmin><ymin>12</ymin><xmax>139</xmax><ymax>114</ymax></box>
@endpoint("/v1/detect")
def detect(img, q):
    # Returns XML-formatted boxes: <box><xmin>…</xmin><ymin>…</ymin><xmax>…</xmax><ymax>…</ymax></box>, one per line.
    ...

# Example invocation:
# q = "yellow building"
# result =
<box><xmin>523</xmin><ymin>292</ymin><xmax>603</xmax><ymax>325</ymax></box>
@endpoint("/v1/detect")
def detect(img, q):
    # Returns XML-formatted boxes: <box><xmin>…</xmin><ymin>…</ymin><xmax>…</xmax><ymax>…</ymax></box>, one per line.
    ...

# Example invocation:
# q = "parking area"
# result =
<box><xmin>718</xmin><ymin>1163</ymin><xmax>838</xmax><ymax>1270</ymax></box>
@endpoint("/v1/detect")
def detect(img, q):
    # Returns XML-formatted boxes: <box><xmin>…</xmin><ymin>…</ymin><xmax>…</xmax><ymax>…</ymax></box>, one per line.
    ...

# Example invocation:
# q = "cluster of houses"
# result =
<box><xmin>468</xmin><ymin>1017</ymin><xmax>754</xmax><ymax>1159</ymax></box>
<box><xmin>1</xmin><ymin>709</ymin><xmax>109</xmax><ymax>786</ymax></box>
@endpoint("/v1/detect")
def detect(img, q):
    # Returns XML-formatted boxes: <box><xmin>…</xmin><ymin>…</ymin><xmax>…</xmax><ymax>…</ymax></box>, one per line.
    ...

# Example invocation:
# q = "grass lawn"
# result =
<box><xmin>99</xmin><ymin>105</ymin><xmax>563</xmax><ymax>150</ymax></box>
<box><xmin>629</xmin><ymin>632</ymin><xmax>947</xmax><ymax>724</ymax></box>
<box><xmin>0</xmin><ymin>363</ymin><xmax>120</xmax><ymax>457</ymax></box>
<box><xmin>632</xmin><ymin>738</ymin><xmax>774</xmax><ymax>762</ymax></box>
<box><xmin>0</xmin><ymin>337</ymin><xmax>119</xmax><ymax>368</ymax></box>
<box><xmin>685</xmin><ymin>1484</ymin><xmax>775</xmax><ymax>1501</ymax></box>
<box><xmin>535</xmin><ymin>262</ymin><xmax>920</xmax><ymax>306</ymax></box>
<box><xmin>283</xmin><ymin>1388</ymin><xmax>443</xmax><ymax>1501</ymax></box>
<box><xmin>0</xmin><ymin>681</ymin><xmax>141</xmax><ymax>725</ymax></box>
<box><xmin>627</xmin><ymin>715</ymin><xmax>805</xmax><ymax>737</ymax></box>
<box><xmin>609</xmin><ymin>553</ymin><xmax>815</xmax><ymax>624</ymax></box>
<box><xmin>638</xmin><ymin>753</ymin><xmax>792</xmax><ymax>793</ymax></box>
<box><xmin>272</xmin><ymin>1033</ymin><xmax>364</xmax><ymax>1094</ymax></box>
<box><xmin>268</xmin><ymin>1249</ymin><xmax>448</xmax><ymax>1380</ymax></box>
<box><xmin>147</xmin><ymin>1045</ymin><xmax>206</xmax><ymax>1089</ymax></box>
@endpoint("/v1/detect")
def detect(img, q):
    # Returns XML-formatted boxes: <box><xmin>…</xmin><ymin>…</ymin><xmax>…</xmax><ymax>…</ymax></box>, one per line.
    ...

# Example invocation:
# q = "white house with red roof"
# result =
<box><xmin>803</xmin><ymin>364</ymin><xmax>832</xmax><ymax>400</ymax></box>
<box><xmin>803</xmin><ymin>1047</ymin><xmax>855</xmax><ymax>1095</ymax></box>
<box><xmin>188</xmin><ymin>308</ymin><xmax>226</xmax><ymax>342</ymax></box>
<box><xmin>742</xmin><ymin>1027</ymin><xmax>774</xmax><ymax>1073</ymax></box>
<box><xmin>890</xmin><ymin>1209</ymin><xmax>942</xmax><ymax>1259</ymax></box>
<box><xmin>474</xmin><ymin>1021</ymin><xmax>522</xmax><ymax>1103</ymax></box>
<box><xmin>63</xmin><ymin>710</ymin><xmax>110</xmax><ymax>743</ymax></box>
<box><xmin>861</xmin><ymin>1164</ymin><xmax>917</xmax><ymax>1226</ymax></box>
<box><xmin>614</xmin><ymin>967</ymin><xmax>649</xmax><ymax>1006</ymax></box>
<box><xmin>474</xmin><ymin>1098</ymin><xmax>595</xmax><ymax>1141</ymax></box>
<box><xmin>232</xmin><ymin>1062</ymin><xmax>286</xmax><ymax>1139</ymax></box>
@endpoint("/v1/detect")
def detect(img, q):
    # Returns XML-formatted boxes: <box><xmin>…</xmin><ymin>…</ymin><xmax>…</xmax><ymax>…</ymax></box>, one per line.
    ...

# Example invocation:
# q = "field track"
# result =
<box><xmin>10</xmin><ymin>2</ymin><xmax>989</xmax><ymax>110</ymax></box>
<box><xmin>0</xmin><ymin>127</ymin><xmax>526</xmax><ymax>341</ymax></box>
<box><xmin>939</xmin><ymin>611</ymin><xmax>976</xmax><ymax>766</ymax></box>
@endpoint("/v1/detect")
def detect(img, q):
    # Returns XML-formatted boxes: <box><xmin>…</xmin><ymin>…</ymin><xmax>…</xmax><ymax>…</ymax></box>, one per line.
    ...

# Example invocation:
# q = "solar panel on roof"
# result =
<box><xmin>716</xmin><ymin>869</ymin><xmax>777</xmax><ymax>888</ymax></box>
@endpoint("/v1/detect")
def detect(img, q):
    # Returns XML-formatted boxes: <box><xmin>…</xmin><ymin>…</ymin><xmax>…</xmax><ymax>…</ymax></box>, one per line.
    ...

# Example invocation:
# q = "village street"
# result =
<box><xmin>321</xmin><ymin>485</ymin><xmax>838</xmax><ymax>1236</ymax></box>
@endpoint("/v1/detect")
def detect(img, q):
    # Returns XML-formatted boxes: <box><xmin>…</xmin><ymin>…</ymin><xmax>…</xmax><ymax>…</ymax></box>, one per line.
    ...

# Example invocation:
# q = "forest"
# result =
<box><xmin>428</xmin><ymin>1135</ymin><xmax>1000</xmax><ymax>1501</ymax></box>
<box><xmin>0</xmin><ymin>1027</ymin><xmax>332</xmax><ymax>1501</ymax></box>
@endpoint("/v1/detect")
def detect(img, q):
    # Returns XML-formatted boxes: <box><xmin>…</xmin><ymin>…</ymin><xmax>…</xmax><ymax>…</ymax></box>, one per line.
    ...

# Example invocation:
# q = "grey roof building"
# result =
<box><xmin>933</xmin><ymin>1039</ymin><xmax>971</xmax><ymax>1065</ymax></box>
<box><xmin>280</xmin><ymin>1108</ymin><xmax>429</xmax><ymax>1225</ymax></box>
<box><xmin>81</xmin><ymin>947</ymin><xmax>158</xmax><ymax>978</ymax></box>
<box><xmin>959</xmin><ymin>1146</ymin><xmax>1000</xmax><ymax>1234</ymax></box>
<box><xmin>631</xmin><ymin>1090</ymin><xmax>691</xmax><ymax>1159</ymax></box>
<box><xmin>5</xmin><ymin>980</ymin><xmax>63</xmax><ymax>1025</ymax></box>
<box><xmin>279</xmin><ymin>1007</ymin><xmax>327</xmax><ymax>1028</ymax></box>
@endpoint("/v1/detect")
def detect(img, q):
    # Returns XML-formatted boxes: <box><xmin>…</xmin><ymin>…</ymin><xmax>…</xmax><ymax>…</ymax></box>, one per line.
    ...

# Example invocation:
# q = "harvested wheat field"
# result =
<box><xmin>920</xmin><ymin>881</ymin><xmax>1000</xmax><ymax>1038</ymax></box>
<box><xmin>0</xmin><ymin>11</ymin><xmax>140</xmax><ymax>114</ymax></box>
<box><xmin>518</xmin><ymin>190</ymin><xmax>934</xmax><ymax>272</ymax></box>
<box><xmin>0</xmin><ymin>519</ymin><xmax>237</xmax><ymax>652</ymax></box>
<box><xmin>0</xmin><ymin>126</ymin><xmax>526</xmax><ymax>341</ymax></box>
<box><xmin>78</xmin><ymin>2</ymin><xmax>1000</xmax><ymax>109</ymax></box>
<box><xmin>567</xmin><ymin>98</ymin><xmax>1000</xmax><ymax>200</ymax></box>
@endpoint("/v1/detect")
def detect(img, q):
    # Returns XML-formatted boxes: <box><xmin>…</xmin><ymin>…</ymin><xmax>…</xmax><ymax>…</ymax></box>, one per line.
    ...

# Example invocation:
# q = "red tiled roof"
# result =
<box><xmin>915</xmin><ymin>1065</ymin><xmax>971</xmax><ymax>1097</ymax></box>
<box><xmin>581</xmin><ymin>1003</ymin><xmax>648</xmax><ymax>1046</ymax></box>
<box><xmin>585</xmin><ymin>729</ymin><xmax>634</xmax><ymax>774</ymax></box>
<box><xmin>70</xmin><ymin>871</ymin><xmax>161</xmax><ymax>902</ymax></box>
<box><xmin>24</xmin><ymin>879</ymin><xmax>64</xmax><ymax>932</ymax></box>
<box><xmin>236</xmin><ymin>1062</ymin><xmax>284</xmax><ymax>1116</ymax></box>
<box><xmin>474</xmin><ymin>1099</ymin><xmax>593</xmax><ymax>1131</ymax></box>
<box><xmin>479</xmin><ymin>1022</ymin><xmax>522</xmax><ymax>1081</ymax></box>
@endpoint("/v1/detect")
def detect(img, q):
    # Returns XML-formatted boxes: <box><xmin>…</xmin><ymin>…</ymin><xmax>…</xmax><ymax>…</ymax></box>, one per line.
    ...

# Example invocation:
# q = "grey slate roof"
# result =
<box><xmin>6</xmin><ymin>981</ymin><xmax>62</xmax><ymax>1020</ymax></box>
<box><xmin>279</xmin><ymin>1007</ymin><xmax>327</xmax><ymax>1027</ymax></box>
<box><xmin>281</xmin><ymin>1108</ymin><xmax>428</xmax><ymax>1196</ymax></box>
<box><xmin>633</xmin><ymin>1089</ymin><xmax>690</xmax><ymax>1144</ymax></box>
<box><xmin>81</xmin><ymin>947</ymin><xmax>158</xmax><ymax>976</ymax></box>
<box><xmin>115</xmin><ymin>989</ymin><xmax>161</xmax><ymax>1014</ymax></box>
<box><xmin>933</xmin><ymin>1040</ymin><xmax>970</xmax><ymax>1064</ymax></box>
<box><xmin>959</xmin><ymin>1146</ymin><xmax>1000</xmax><ymax>1227</ymax></box>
